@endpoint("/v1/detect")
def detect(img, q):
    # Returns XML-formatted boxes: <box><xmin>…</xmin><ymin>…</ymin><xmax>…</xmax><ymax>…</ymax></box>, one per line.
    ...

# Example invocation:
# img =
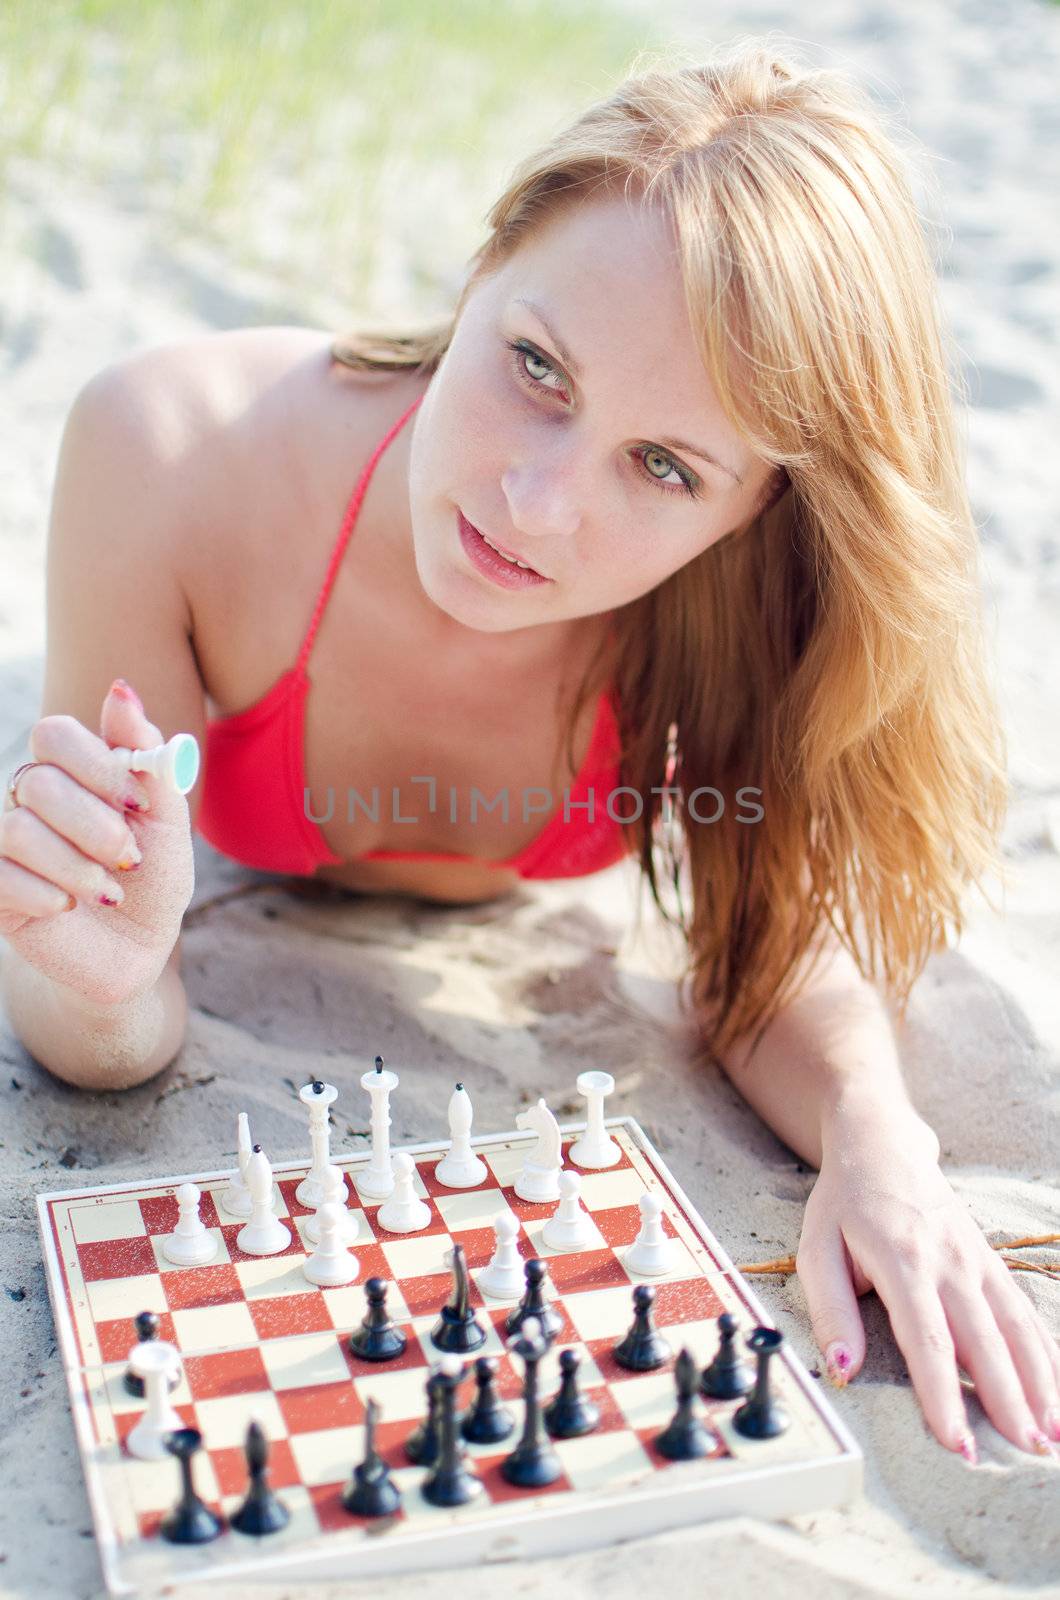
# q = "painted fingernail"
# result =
<box><xmin>110</xmin><ymin>678</ymin><xmax>144</xmax><ymax>712</ymax></box>
<box><xmin>1028</xmin><ymin>1427</ymin><xmax>1058</xmax><ymax>1458</ymax></box>
<box><xmin>115</xmin><ymin>858</ymin><xmax>141</xmax><ymax>872</ymax></box>
<box><xmin>61</xmin><ymin>893</ymin><xmax>77</xmax><ymax>913</ymax></box>
<box><xmin>124</xmin><ymin>794</ymin><xmax>150</xmax><ymax>813</ymax></box>
<box><xmin>956</xmin><ymin>1431</ymin><xmax>978</xmax><ymax>1465</ymax></box>
<box><xmin>825</xmin><ymin>1341</ymin><xmax>853</xmax><ymax>1385</ymax></box>
<box><xmin>98</xmin><ymin>892</ymin><xmax>122</xmax><ymax>907</ymax></box>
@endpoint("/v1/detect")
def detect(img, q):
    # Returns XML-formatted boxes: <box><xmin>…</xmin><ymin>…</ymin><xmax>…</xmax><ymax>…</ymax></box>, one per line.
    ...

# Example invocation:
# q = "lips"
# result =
<box><xmin>463</xmin><ymin>515</ymin><xmax>547</xmax><ymax>578</ymax></box>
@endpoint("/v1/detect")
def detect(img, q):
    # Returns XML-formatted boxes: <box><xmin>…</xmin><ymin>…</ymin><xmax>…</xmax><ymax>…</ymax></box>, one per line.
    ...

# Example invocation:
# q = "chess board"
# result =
<box><xmin>37</xmin><ymin>1117</ymin><xmax>862</xmax><ymax>1597</ymax></box>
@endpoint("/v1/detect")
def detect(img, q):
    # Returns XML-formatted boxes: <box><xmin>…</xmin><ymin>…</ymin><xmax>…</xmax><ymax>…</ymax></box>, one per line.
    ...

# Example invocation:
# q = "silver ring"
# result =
<box><xmin>4</xmin><ymin>760</ymin><xmax>40</xmax><ymax>812</ymax></box>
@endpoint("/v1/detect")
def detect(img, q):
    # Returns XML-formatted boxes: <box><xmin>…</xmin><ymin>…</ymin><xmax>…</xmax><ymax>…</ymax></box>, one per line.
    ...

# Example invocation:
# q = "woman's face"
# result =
<box><xmin>406</xmin><ymin>189</ymin><xmax>774</xmax><ymax>638</ymax></box>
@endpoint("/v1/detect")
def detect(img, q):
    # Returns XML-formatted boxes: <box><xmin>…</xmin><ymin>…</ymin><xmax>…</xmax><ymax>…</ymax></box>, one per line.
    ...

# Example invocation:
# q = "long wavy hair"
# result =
<box><xmin>330</xmin><ymin>37</ymin><xmax>1010</xmax><ymax>1058</ymax></box>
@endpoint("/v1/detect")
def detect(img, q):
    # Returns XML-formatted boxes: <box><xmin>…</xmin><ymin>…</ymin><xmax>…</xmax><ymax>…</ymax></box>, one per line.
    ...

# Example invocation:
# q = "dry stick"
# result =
<box><xmin>736</xmin><ymin>1233</ymin><xmax>1060</xmax><ymax>1280</ymax></box>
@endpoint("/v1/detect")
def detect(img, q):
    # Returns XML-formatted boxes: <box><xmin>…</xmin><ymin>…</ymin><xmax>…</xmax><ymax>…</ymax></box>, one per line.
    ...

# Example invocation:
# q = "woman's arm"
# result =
<box><xmin>706</xmin><ymin>932</ymin><xmax>1060</xmax><ymax>1463</ymax></box>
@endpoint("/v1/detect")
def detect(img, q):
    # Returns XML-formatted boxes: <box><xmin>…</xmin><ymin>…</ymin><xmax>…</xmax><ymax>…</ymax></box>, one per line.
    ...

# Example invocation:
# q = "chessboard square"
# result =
<box><xmin>235</xmin><ymin>1254</ymin><xmax>319</xmax><ymax>1301</ymax></box>
<box><xmin>261</xmin><ymin>1331</ymin><xmax>352</xmax><ymax>1391</ymax></box>
<box><xmin>77</xmin><ymin>1235</ymin><xmax>158</xmax><ymax>1282</ymax></box>
<box><xmin>321</xmin><ymin>1275</ymin><xmax>411</xmax><ymax>1334</ymax></box>
<box><xmin>551</xmin><ymin>1427</ymin><xmax>653</xmax><ymax>1493</ymax></box>
<box><xmin>485</xmin><ymin>1298</ymin><xmax>580</xmax><ymax>1349</ymax></box>
<box><xmin>594</xmin><ymin>1202</ymin><xmax>679</xmax><ymax>1250</ymax></box>
<box><xmin>70</xmin><ymin>1199</ymin><xmax>146</xmax><ymax>1244</ymax></box>
<box><xmin>535</xmin><ymin>1247</ymin><xmax>628</xmax><ymax>1294</ymax></box>
<box><xmin>86</xmin><ymin>1271</ymin><xmax>166</xmax><ymax>1324</ymax></box>
<box><xmin>380</xmin><ymin>1234</ymin><xmax>460</xmax><ymax>1283</ymax></box>
<box><xmin>607</xmin><ymin>1369</ymin><xmax>684</xmax><ymax>1432</ymax></box>
<box><xmin>431</xmin><ymin>1187</ymin><xmax>509</xmax><ymax>1232</ymax></box>
<box><xmin>349</xmin><ymin>1362</ymin><xmax>434</xmax><ymax>1423</ymax></box>
<box><xmin>248</xmin><ymin>1292</ymin><xmax>335</xmax><ymax>1343</ymax></box>
<box><xmin>473</xmin><ymin>1450</ymin><xmax>573</xmax><ymax>1505</ymax></box>
<box><xmin>220</xmin><ymin>1220</ymin><xmax>300</xmax><ymax>1263</ymax></box>
<box><xmin>193</xmin><ymin>1388</ymin><xmax>286</xmax><ymax>1450</ymax></box>
<box><xmin>289</xmin><ymin>1424</ymin><xmax>365</xmax><ymax>1488</ymax></box>
<box><xmin>418</xmin><ymin>1156</ymin><xmax>493</xmax><ymax>1201</ymax></box>
<box><xmin>276</xmin><ymin>1177</ymin><xmax>314</xmax><ymax>1219</ymax></box>
<box><xmin>535</xmin><ymin>1338</ymin><xmax>605</xmax><ymax>1396</ymax></box>
<box><xmin>307</xmin><ymin>1478</ymin><xmax>406</xmax><ymax>1535</ymax></box>
<box><xmin>183</xmin><ymin>1345</ymin><xmax>269</xmax><ymax>1401</ymax></box>
<box><xmin>140</xmin><ymin>1190</ymin><xmax>222</xmax><ymax>1235</ymax></box>
<box><xmin>575</xmin><ymin>1168</ymin><xmax>654</xmax><ymax>1212</ymax></box>
<box><xmin>213</xmin><ymin>1434</ymin><xmax>300</xmax><ymax>1498</ymax></box>
<box><xmin>411</xmin><ymin>1310</ymin><xmax>505</xmax><ymax>1367</ymax></box>
<box><xmin>561</xmin><ymin>1285</ymin><xmax>653</xmax><ymax>1344</ymax></box>
<box><xmin>526</xmin><ymin>1215</ymin><xmax>608</xmax><ymax>1257</ymax></box>
<box><xmin>278</xmin><ymin>1381</ymin><xmax>366</xmax><ymax>1435</ymax></box>
<box><xmin>170</xmin><ymin>1301</ymin><xmax>258</xmax><ymax>1355</ymax></box>
<box><xmin>483</xmin><ymin>1144</ymin><xmax>530</xmax><ymax>1188</ymax></box>
<box><xmin>162</xmin><ymin>1262</ymin><xmax>244</xmax><ymax>1312</ymax></box>
<box><xmin>114</xmin><ymin>1429</ymin><xmax>215</xmax><ymax>1511</ymax></box>
<box><xmin>150</xmin><ymin>1229</ymin><xmax>229</xmax><ymax>1276</ymax></box>
<box><xmin>650</xmin><ymin>1277</ymin><xmax>728</xmax><ymax>1325</ymax></box>
<box><xmin>400</xmin><ymin>1268</ymin><xmax>484</xmax><ymax>1319</ymax></box>
<box><xmin>94</xmin><ymin>1310</ymin><xmax>178</xmax><ymax>1373</ymax></box>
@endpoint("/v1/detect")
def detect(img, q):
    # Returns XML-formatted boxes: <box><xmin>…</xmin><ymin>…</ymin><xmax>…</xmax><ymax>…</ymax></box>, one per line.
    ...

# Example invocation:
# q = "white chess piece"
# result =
<box><xmin>622</xmin><ymin>1192</ymin><xmax>677</xmax><ymax>1276</ymax></box>
<box><xmin>110</xmin><ymin>732</ymin><xmax>200</xmax><ymax>794</ymax></box>
<box><xmin>540</xmin><ymin>1169</ymin><xmax>595</xmax><ymax>1252</ymax></box>
<box><xmin>221</xmin><ymin>1111</ymin><xmax>254</xmax><ymax>1218</ymax></box>
<box><xmin>236</xmin><ymin>1147</ymin><xmax>291</xmax><ymax>1256</ymax></box>
<box><xmin>376</xmin><ymin>1151</ymin><xmax>431</xmax><ymax>1233</ymax></box>
<box><xmin>434</xmin><ymin>1082</ymin><xmax>488</xmax><ymax>1188</ymax></box>
<box><xmin>302</xmin><ymin>1201</ymin><xmax>359</xmax><ymax>1286</ymax></box>
<box><xmin>353</xmin><ymin>1056</ymin><xmax>398</xmax><ymax>1200</ymax></box>
<box><xmin>303</xmin><ymin>1163</ymin><xmax>358</xmax><ymax>1246</ymax></box>
<box><xmin>161</xmin><ymin>1182</ymin><xmax>218</xmax><ymax>1266</ymax></box>
<box><xmin>125</xmin><ymin>1341</ymin><xmax>184</xmax><ymax>1460</ymax></box>
<box><xmin>476</xmin><ymin>1210</ymin><xmax>526</xmax><ymax>1300</ymax></box>
<box><xmin>568</xmin><ymin>1070</ymin><xmax>622</xmax><ymax>1168</ymax></box>
<box><xmin>296</xmin><ymin>1079</ymin><xmax>338</xmax><ymax>1207</ymax></box>
<box><xmin>514</xmin><ymin>1097</ymin><xmax>563</xmax><ymax>1202</ymax></box>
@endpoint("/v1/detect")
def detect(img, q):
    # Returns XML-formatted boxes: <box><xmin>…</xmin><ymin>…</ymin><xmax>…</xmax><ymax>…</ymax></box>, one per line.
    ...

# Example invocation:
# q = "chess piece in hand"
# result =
<box><xmin>0</xmin><ymin>679</ymin><xmax>196</xmax><ymax>1007</ymax></box>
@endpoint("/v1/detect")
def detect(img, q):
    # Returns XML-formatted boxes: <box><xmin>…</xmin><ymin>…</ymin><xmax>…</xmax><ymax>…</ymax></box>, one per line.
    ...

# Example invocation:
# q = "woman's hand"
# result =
<box><xmin>796</xmin><ymin>1115</ymin><xmax>1060</xmax><ymax>1463</ymax></box>
<box><xmin>0</xmin><ymin>679</ymin><xmax>195</xmax><ymax>1007</ymax></box>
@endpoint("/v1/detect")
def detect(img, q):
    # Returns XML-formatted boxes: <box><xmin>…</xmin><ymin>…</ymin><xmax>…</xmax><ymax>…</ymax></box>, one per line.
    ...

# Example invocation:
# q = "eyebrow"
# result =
<box><xmin>512</xmin><ymin>296</ymin><xmax>745</xmax><ymax>486</ymax></box>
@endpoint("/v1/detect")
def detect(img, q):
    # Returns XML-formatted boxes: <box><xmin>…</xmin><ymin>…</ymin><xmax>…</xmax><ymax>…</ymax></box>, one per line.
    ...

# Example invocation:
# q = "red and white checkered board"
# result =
<box><xmin>37</xmin><ymin>1116</ymin><xmax>862</xmax><ymax>1596</ymax></box>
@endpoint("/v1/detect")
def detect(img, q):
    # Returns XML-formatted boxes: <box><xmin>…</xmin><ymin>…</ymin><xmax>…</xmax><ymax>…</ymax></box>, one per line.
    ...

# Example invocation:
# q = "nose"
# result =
<box><xmin>500</xmin><ymin>448</ymin><xmax>584</xmax><ymax>542</ymax></box>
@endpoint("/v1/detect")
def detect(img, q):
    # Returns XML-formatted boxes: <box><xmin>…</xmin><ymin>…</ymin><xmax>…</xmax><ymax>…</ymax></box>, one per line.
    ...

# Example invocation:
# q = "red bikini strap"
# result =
<box><xmin>295</xmin><ymin>390</ymin><xmax>427</xmax><ymax>674</ymax></box>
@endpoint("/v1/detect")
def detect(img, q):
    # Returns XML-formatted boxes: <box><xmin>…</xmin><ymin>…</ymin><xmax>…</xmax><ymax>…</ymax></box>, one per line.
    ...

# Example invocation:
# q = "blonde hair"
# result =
<box><xmin>332</xmin><ymin>37</ymin><xmax>1010</xmax><ymax>1058</ymax></box>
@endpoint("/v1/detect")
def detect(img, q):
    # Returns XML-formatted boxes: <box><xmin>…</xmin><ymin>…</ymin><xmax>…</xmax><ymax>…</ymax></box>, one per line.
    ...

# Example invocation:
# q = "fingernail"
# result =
<box><xmin>110</xmin><ymin>678</ymin><xmax>144</xmax><ymax>713</ymax></box>
<box><xmin>1045</xmin><ymin>1407</ymin><xmax>1060</xmax><ymax>1443</ymax></box>
<box><xmin>957</xmin><ymin>1431</ymin><xmax>978</xmax><ymax>1465</ymax></box>
<box><xmin>124</xmin><ymin>794</ymin><xmax>150</xmax><ymax>813</ymax></box>
<box><xmin>62</xmin><ymin>893</ymin><xmax>77</xmax><ymax>913</ymax></box>
<box><xmin>1028</xmin><ymin>1427</ymin><xmax>1058</xmax><ymax>1458</ymax></box>
<box><xmin>116</xmin><ymin>840</ymin><xmax>142</xmax><ymax>869</ymax></box>
<box><xmin>98</xmin><ymin>892</ymin><xmax>122</xmax><ymax>907</ymax></box>
<box><xmin>825</xmin><ymin>1341</ymin><xmax>853</xmax><ymax>1385</ymax></box>
<box><xmin>115</xmin><ymin>857</ymin><xmax>141</xmax><ymax>872</ymax></box>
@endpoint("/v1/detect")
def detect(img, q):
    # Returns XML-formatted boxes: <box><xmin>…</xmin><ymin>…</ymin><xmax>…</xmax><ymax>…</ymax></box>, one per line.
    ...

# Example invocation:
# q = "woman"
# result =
<box><xmin>2</xmin><ymin>42</ymin><xmax>1057</xmax><ymax>1467</ymax></box>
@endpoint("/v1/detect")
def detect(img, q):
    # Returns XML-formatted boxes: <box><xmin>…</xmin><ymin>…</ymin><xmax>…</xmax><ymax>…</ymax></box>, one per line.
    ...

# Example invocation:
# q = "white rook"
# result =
<box><xmin>354</xmin><ymin>1055</ymin><xmax>398</xmax><ymax>1201</ymax></box>
<box><xmin>568</xmin><ymin>1070</ymin><xmax>621</xmax><ymax>1168</ymax></box>
<box><xmin>296</xmin><ymin>1079</ymin><xmax>338</xmax><ymax>1208</ymax></box>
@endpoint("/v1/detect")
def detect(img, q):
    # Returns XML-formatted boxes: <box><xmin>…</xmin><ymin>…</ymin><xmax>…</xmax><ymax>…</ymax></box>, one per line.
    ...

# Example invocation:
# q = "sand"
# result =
<box><xmin>1</xmin><ymin>1</ymin><xmax>1059</xmax><ymax>1596</ymax></box>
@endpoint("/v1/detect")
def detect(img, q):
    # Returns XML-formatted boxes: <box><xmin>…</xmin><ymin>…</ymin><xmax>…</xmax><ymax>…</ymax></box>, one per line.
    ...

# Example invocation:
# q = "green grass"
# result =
<box><xmin>0</xmin><ymin>0</ymin><xmax>650</xmax><ymax>311</ymax></box>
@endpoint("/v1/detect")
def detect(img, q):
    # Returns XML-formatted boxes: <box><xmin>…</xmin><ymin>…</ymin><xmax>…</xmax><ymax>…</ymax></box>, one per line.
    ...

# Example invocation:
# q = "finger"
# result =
<box><xmin>3</xmin><ymin>760</ymin><xmax>141</xmax><ymax>877</ymax></box>
<box><xmin>795</xmin><ymin>1218</ymin><xmax>866</xmax><ymax>1384</ymax></box>
<box><xmin>29</xmin><ymin>713</ymin><xmax>151</xmax><ymax>815</ymax></box>
<box><xmin>98</xmin><ymin>679</ymin><xmax>179</xmax><ymax>818</ymax></box>
<box><xmin>0</xmin><ymin>802</ymin><xmax>128</xmax><ymax>909</ymax></box>
<box><xmin>0</xmin><ymin>853</ymin><xmax>75</xmax><ymax>920</ymax></box>
<box><xmin>977</xmin><ymin>1257</ymin><xmax>1060</xmax><ymax>1452</ymax></box>
<box><xmin>874</xmin><ymin>1263</ymin><xmax>975</xmax><ymax>1457</ymax></box>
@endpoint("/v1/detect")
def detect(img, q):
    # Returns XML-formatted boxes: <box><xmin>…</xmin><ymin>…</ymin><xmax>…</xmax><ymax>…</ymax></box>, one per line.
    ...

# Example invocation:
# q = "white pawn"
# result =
<box><xmin>476</xmin><ymin>1210</ymin><xmax>526</xmax><ymax>1300</ymax></box>
<box><xmin>434</xmin><ymin>1083</ymin><xmax>488</xmax><ymax>1188</ymax></box>
<box><xmin>162</xmin><ymin>1183</ymin><xmax>218</xmax><ymax>1266</ymax></box>
<box><xmin>376</xmin><ymin>1151</ymin><xmax>431</xmax><ymax>1234</ymax></box>
<box><xmin>125</xmin><ymin>1341</ymin><xmax>183</xmax><ymax>1460</ymax></box>
<box><xmin>236</xmin><ymin>1147</ymin><xmax>291</xmax><ymax>1256</ymax></box>
<box><xmin>221</xmin><ymin>1112</ymin><xmax>254</xmax><ymax>1218</ymax></box>
<box><xmin>540</xmin><ymin>1170</ymin><xmax>595</xmax><ymax>1252</ymax></box>
<box><xmin>304</xmin><ymin>1164</ymin><xmax>358</xmax><ymax>1246</ymax></box>
<box><xmin>622</xmin><ymin>1192</ymin><xmax>677</xmax><ymax>1276</ymax></box>
<box><xmin>302</xmin><ymin>1202</ymin><xmax>359</xmax><ymax>1286</ymax></box>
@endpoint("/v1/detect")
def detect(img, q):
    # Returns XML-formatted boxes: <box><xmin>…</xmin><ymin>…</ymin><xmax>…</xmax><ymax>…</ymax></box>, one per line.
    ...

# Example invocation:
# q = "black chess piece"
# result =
<box><xmin>505</xmin><ymin>1257</ymin><xmax>563</xmax><ymax>1343</ymax></box>
<box><xmin>544</xmin><ymin>1348</ymin><xmax>600</xmax><ymax>1439</ymax></box>
<box><xmin>501</xmin><ymin>1317</ymin><xmax>563</xmax><ymax>1488</ymax></box>
<box><xmin>656</xmin><ymin>1347</ymin><xmax>717</xmax><ymax>1461</ymax></box>
<box><xmin>229</xmin><ymin>1419</ymin><xmax>290</xmax><ymax>1535</ymax></box>
<box><xmin>349</xmin><ymin>1278</ymin><xmax>408</xmax><ymax>1361</ymax></box>
<box><xmin>700</xmin><ymin>1312</ymin><xmax>754</xmax><ymax>1400</ymax></box>
<box><xmin>160</xmin><ymin>1428</ymin><xmax>222</xmax><ymax>1544</ymax></box>
<box><xmin>431</xmin><ymin>1243</ymin><xmax>488</xmax><ymax>1353</ymax></box>
<box><xmin>123</xmin><ymin>1310</ymin><xmax>178</xmax><ymax>1399</ymax></box>
<box><xmin>405</xmin><ymin>1368</ymin><xmax>446</xmax><ymax>1466</ymax></box>
<box><xmin>461</xmin><ymin>1355</ymin><xmax>515</xmax><ymax>1445</ymax></box>
<box><xmin>343</xmin><ymin>1397</ymin><xmax>402</xmax><ymax>1517</ymax></box>
<box><xmin>421</xmin><ymin>1361</ymin><xmax>483</xmax><ymax>1507</ymax></box>
<box><xmin>613</xmin><ymin>1283</ymin><xmax>672</xmax><ymax>1372</ymax></box>
<box><xmin>733</xmin><ymin>1326</ymin><xmax>791</xmax><ymax>1439</ymax></box>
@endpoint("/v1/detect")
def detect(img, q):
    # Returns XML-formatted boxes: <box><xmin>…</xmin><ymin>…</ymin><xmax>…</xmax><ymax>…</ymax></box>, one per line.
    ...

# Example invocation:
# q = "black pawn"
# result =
<box><xmin>405</xmin><ymin>1368</ymin><xmax>445</xmax><ymax>1466</ymax></box>
<box><xmin>123</xmin><ymin>1310</ymin><xmax>178</xmax><ymax>1399</ymax></box>
<box><xmin>349</xmin><ymin>1278</ymin><xmax>408</xmax><ymax>1361</ymax></box>
<box><xmin>421</xmin><ymin>1362</ymin><xmax>483</xmax><ymax>1507</ymax></box>
<box><xmin>431</xmin><ymin>1243</ymin><xmax>488</xmax><ymax>1354</ymax></box>
<box><xmin>229</xmin><ymin>1419</ymin><xmax>290</xmax><ymax>1536</ymax></box>
<box><xmin>656</xmin><ymin>1348</ymin><xmax>716</xmax><ymax>1461</ymax></box>
<box><xmin>613</xmin><ymin>1284</ymin><xmax>672</xmax><ymax>1372</ymax></box>
<box><xmin>544</xmin><ymin>1348</ymin><xmax>600</xmax><ymax>1439</ymax></box>
<box><xmin>732</xmin><ymin>1326</ymin><xmax>791</xmax><ymax>1439</ymax></box>
<box><xmin>461</xmin><ymin>1355</ymin><xmax>515</xmax><ymax>1445</ymax></box>
<box><xmin>501</xmin><ymin>1318</ymin><xmax>563</xmax><ymax>1488</ymax></box>
<box><xmin>700</xmin><ymin>1312</ymin><xmax>754</xmax><ymax>1400</ymax></box>
<box><xmin>160</xmin><ymin>1428</ymin><xmax>222</xmax><ymax>1544</ymax></box>
<box><xmin>505</xmin><ymin>1258</ymin><xmax>563</xmax><ymax>1343</ymax></box>
<box><xmin>343</xmin><ymin>1397</ymin><xmax>402</xmax><ymax>1517</ymax></box>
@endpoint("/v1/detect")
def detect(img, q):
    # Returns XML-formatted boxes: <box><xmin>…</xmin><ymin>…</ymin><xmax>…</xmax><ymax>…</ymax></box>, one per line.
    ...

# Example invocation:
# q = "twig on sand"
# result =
<box><xmin>736</xmin><ymin>1233</ymin><xmax>1060</xmax><ymax>1281</ymax></box>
